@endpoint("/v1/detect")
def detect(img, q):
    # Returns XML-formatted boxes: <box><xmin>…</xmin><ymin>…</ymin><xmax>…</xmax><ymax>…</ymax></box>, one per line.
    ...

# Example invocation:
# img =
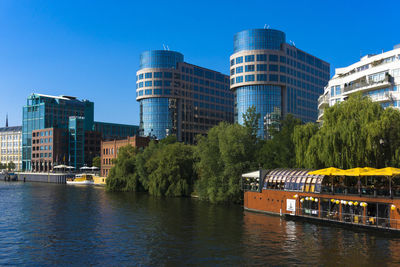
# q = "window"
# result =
<box><xmin>245</xmin><ymin>65</ymin><xmax>255</xmax><ymax>72</ymax></box>
<box><xmin>145</xmin><ymin>81</ymin><xmax>152</xmax><ymax>87</ymax></box>
<box><xmin>269</xmin><ymin>55</ymin><xmax>278</xmax><ymax>62</ymax></box>
<box><xmin>236</xmin><ymin>76</ymin><xmax>243</xmax><ymax>83</ymax></box>
<box><xmin>257</xmin><ymin>64</ymin><xmax>267</xmax><ymax>71</ymax></box>
<box><xmin>257</xmin><ymin>74</ymin><xmax>267</xmax><ymax>81</ymax></box>
<box><xmin>154</xmin><ymin>89</ymin><xmax>162</xmax><ymax>95</ymax></box>
<box><xmin>164</xmin><ymin>72</ymin><xmax>172</xmax><ymax>78</ymax></box>
<box><xmin>256</xmin><ymin>54</ymin><xmax>267</xmax><ymax>61</ymax></box>
<box><xmin>245</xmin><ymin>75</ymin><xmax>255</xmax><ymax>82</ymax></box>
<box><xmin>280</xmin><ymin>56</ymin><xmax>286</xmax><ymax>63</ymax></box>
<box><xmin>269</xmin><ymin>74</ymin><xmax>278</xmax><ymax>81</ymax></box>
<box><xmin>231</xmin><ymin>78</ymin><xmax>235</xmax><ymax>85</ymax></box>
<box><xmin>145</xmin><ymin>72</ymin><xmax>152</xmax><ymax>79</ymax></box>
<box><xmin>145</xmin><ymin>89</ymin><xmax>152</xmax><ymax>95</ymax></box>
<box><xmin>269</xmin><ymin>64</ymin><xmax>278</xmax><ymax>72</ymax></box>
<box><xmin>164</xmin><ymin>81</ymin><xmax>171</xmax><ymax>86</ymax></box>
<box><xmin>164</xmin><ymin>89</ymin><xmax>171</xmax><ymax>95</ymax></box>
<box><xmin>154</xmin><ymin>72</ymin><xmax>162</xmax><ymax>78</ymax></box>
<box><xmin>231</xmin><ymin>68</ymin><xmax>235</xmax><ymax>75</ymax></box>
<box><xmin>154</xmin><ymin>80</ymin><xmax>162</xmax><ymax>87</ymax></box>
<box><xmin>236</xmin><ymin>66</ymin><xmax>243</xmax><ymax>73</ymax></box>
<box><xmin>138</xmin><ymin>90</ymin><xmax>143</xmax><ymax>96</ymax></box>
<box><xmin>236</xmin><ymin>57</ymin><xmax>243</xmax><ymax>64</ymax></box>
<box><xmin>331</xmin><ymin>86</ymin><xmax>334</xmax><ymax>97</ymax></box>
<box><xmin>245</xmin><ymin>55</ymin><xmax>255</xmax><ymax>62</ymax></box>
<box><xmin>230</xmin><ymin>59</ymin><xmax>235</xmax><ymax>66</ymax></box>
<box><xmin>138</xmin><ymin>74</ymin><xmax>143</xmax><ymax>80</ymax></box>
<box><xmin>335</xmin><ymin>85</ymin><xmax>341</xmax><ymax>95</ymax></box>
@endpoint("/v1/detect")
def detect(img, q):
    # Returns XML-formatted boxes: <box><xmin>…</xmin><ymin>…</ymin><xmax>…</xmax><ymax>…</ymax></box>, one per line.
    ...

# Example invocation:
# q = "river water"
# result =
<box><xmin>1</xmin><ymin>181</ymin><xmax>400</xmax><ymax>266</ymax></box>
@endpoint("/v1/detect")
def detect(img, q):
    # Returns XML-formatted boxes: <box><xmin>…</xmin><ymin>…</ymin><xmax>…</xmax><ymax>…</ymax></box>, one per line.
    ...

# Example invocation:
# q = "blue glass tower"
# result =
<box><xmin>230</xmin><ymin>29</ymin><xmax>330</xmax><ymax>139</ymax></box>
<box><xmin>136</xmin><ymin>50</ymin><xmax>233</xmax><ymax>143</ymax></box>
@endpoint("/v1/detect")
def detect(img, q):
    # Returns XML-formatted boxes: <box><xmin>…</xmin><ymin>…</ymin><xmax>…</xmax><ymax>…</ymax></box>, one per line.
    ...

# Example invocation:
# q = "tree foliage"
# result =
<box><xmin>92</xmin><ymin>156</ymin><xmax>101</xmax><ymax>168</ymax></box>
<box><xmin>194</xmin><ymin>122</ymin><xmax>258</xmax><ymax>203</ymax></box>
<box><xmin>293</xmin><ymin>94</ymin><xmax>400</xmax><ymax>169</ymax></box>
<box><xmin>242</xmin><ymin>105</ymin><xmax>261</xmax><ymax>138</ymax></box>
<box><xmin>257</xmin><ymin>114</ymin><xmax>302</xmax><ymax>169</ymax></box>
<box><xmin>106</xmin><ymin>145</ymin><xmax>140</xmax><ymax>192</ymax></box>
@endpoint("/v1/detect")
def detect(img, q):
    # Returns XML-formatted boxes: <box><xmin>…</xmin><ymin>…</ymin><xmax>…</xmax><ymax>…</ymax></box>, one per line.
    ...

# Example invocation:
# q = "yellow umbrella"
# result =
<box><xmin>339</xmin><ymin>167</ymin><xmax>371</xmax><ymax>176</ymax></box>
<box><xmin>308</xmin><ymin>167</ymin><xmax>343</xmax><ymax>176</ymax></box>
<box><xmin>359</xmin><ymin>167</ymin><xmax>400</xmax><ymax>198</ymax></box>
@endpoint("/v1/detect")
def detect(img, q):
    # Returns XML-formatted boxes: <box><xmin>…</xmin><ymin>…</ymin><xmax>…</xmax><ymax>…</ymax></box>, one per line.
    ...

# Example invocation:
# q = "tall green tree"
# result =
<box><xmin>106</xmin><ymin>145</ymin><xmax>140</xmax><ymax>192</ymax></box>
<box><xmin>92</xmin><ymin>156</ymin><xmax>101</xmax><ymax>168</ymax></box>
<box><xmin>257</xmin><ymin>114</ymin><xmax>302</xmax><ymax>169</ymax></box>
<box><xmin>293</xmin><ymin>94</ymin><xmax>400</xmax><ymax>169</ymax></box>
<box><xmin>195</xmin><ymin>122</ymin><xmax>257</xmax><ymax>203</ymax></box>
<box><xmin>242</xmin><ymin>105</ymin><xmax>261</xmax><ymax>138</ymax></box>
<box><xmin>146</xmin><ymin>142</ymin><xmax>195</xmax><ymax>197</ymax></box>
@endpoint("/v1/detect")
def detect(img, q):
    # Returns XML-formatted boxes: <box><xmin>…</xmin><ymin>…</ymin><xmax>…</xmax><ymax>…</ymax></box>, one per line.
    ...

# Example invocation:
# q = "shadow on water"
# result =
<box><xmin>1</xmin><ymin>181</ymin><xmax>400</xmax><ymax>266</ymax></box>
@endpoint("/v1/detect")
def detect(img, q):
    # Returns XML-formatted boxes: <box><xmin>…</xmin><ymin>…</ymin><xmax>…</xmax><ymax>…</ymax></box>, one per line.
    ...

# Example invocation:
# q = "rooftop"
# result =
<box><xmin>0</xmin><ymin>126</ymin><xmax>22</xmax><ymax>132</ymax></box>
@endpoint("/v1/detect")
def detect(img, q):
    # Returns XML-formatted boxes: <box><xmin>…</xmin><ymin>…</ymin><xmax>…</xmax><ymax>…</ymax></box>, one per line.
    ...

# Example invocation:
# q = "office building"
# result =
<box><xmin>136</xmin><ymin>50</ymin><xmax>233</xmax><ymax>143</ymax></box>
<box><xmin>31</xmin><ymin>128</ymin><xmax>68</xmax><ymax>172</ymax></box>
<box><xmin>0</xmin><ymin>125</ymin><xmax>22</xmax><ymax>170</ymax></box>
<box><xmin>318</xmin><ymin>45</ymin><xmax>400</xmax><ymax>121</ymax></box>
<box><xmin>23</xmin><ymin>93</ymin><xmax>138</xmax><ymax>171</ymax></box>
<box><xmin>100</xmin><ymin>136</ymin><xmax>151</xmax><ymax>177</ymax></box>
<box><xmin>230</xmin><ymin>29</ymin><xmax>330</xmax><ymax>138</ymax></box>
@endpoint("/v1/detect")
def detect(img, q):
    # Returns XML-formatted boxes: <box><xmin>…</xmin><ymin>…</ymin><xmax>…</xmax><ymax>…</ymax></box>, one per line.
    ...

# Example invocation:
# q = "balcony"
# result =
<box><xmin>368</xmin><ymin>92</ymin><xmax>394</xmax><ymax>102</ymax></box>
<box><xmin>343</xmin><ymin>74</ymin><xmax>393</xmax><ymax>94</ymax></box>
<box><xmin>318</xmin><ymin>94</ymin><xmax>329</xmax><ymax>109</ymax></box>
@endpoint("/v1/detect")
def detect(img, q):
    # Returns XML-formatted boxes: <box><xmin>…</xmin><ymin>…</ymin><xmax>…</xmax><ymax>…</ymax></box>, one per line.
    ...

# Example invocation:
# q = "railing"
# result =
<box><xmin>368</xmin><ymin>92</ymin><xmax>393</xmax><ymax>102</ymax></box>
<box><xmin>318</xmin><ymin>94</ymin><xmax>329</xmax><ymax>107</ymax></box>
<box><xmin>343</xmin><ymin>75</ymin><xmax>392</xmax><ymax>93</ymax></box>
<box><xmin>298</xmin><ymin>208</ymin><xmax>398</xmax><ymax>230</ymax></box>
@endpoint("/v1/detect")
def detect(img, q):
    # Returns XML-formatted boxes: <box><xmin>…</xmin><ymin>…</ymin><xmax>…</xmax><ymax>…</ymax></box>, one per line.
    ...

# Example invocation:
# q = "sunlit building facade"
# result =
<box><xmin>136</xmin><ymin>50</ymin><xmax>233</xmax><ymax>143</ymax></box>
<box><xmin>0</xmin><ymin>126</ymin><xmax>22</xmax><ymax>170</ymax></box>
<box><xmin>230</xmin><ymin>29</ymin><xmax>330</xmax><ymax>138</ymax></box>
<box><xmin>318</xmin><ymin>45</ymin><xmax>400</xmax><ymax>121</ymax></box>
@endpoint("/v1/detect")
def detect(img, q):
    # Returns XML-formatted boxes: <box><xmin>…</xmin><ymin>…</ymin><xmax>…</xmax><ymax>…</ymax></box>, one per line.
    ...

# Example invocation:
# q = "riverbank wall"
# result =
<box><xmin>1</xmin><ymin>172</ymin><xmax>73</xmax><ymax>184</ymax></box>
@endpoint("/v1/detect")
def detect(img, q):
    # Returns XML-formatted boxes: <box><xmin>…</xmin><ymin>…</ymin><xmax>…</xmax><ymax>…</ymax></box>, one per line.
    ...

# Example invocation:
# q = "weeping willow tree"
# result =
<box><xmin>293</xmin><ymin>94</ymin><xmax>400</xmax><ymax>169</ymax></box>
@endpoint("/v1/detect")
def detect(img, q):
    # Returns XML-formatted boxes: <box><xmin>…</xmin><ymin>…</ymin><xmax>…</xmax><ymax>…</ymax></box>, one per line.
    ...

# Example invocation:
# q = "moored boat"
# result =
<box><xmin>67</xmin><ymin>174</ymin><xmax>94</xmax><ymax>185</ymax></box>
<box><xmin>242</xmin><ymin>167</ymin><xmax>400</xmax><ymax>231</ymax></box>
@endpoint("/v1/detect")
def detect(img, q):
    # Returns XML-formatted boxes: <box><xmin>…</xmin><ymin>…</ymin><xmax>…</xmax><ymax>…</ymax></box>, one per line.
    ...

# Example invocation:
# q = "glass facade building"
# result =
<box><xmin>22</xmin><ymin>93</ymin><xmax>139</xmax><ymax>171</ymax></box>
<box><xmin>230</xmin><ymin>29</ymin><xmax>330</xmax><ymax>139</ymax></box>
<box><xmin>136</xmin><ymin>50</ymin><xmax>233</xmax><ymax>143</ymax></box>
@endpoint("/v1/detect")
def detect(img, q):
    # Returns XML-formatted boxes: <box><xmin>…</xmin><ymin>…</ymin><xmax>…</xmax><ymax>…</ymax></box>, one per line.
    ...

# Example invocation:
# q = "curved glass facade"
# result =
<box><xmin>139</xmin><ymin>50</ymin><xmax>184</xmax><ymax>70</ymax></box>
<box><xmin>140</xmin><ymin>98</ymin><xmax>172</xmax><ymax>139</ymax></box>
<box><xmin>235</xmin><ymin>85</ymin><xmax>281</xmax><ymax>137</ymax></box>
<box><xmin>233</xmin><ymin>29</ymin><xmax>285</xmax><ymax>53</ymax></box>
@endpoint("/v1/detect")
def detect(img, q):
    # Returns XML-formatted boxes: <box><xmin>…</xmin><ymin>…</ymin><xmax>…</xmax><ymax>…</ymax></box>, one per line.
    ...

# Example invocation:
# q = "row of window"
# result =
<box><xmin>0</xmin><ymin>149</ymin><xmax>20</xmax><ymax>154</ymax></box>
<box><xmin>0</xmin><ymin>142</ymin><xmax>19</xmax><ymax>147</ymax></box>
<box><xmin>0</xmin><ymin>156</ymin><xmax>20</xmax><ymax>161</ymax></box>
<box><xmin>32</xmin><ymin>138</ymin><xmax>52</xmax><ymax>144</ymax></box>
<box><xmin>0</xmin><ymin>135</ymin><xmax>20</xmax><ymax>140</ymax></box>
<box><xmin>32</xmin><ymin>153</ymin><xmax>52</xmax><ymax>158</ymax></box>
<box><xmin>231</xmin><ymin>54</ymin><xmax>284</xmax><ymax>66</ymax></box>
<box><xmin>32</xmin><ymin>145</ymin><xmax>52</xmax><ymax>151</ymax></box>
<box><xmin>32</xmin><ymin>130</ymin><xmax>52</xmax><ymax>137</ymax></box>
<box><xmin>232</xmin><ymin>74</ymin><xmax>285</xmax><ymax>84</ymax></box>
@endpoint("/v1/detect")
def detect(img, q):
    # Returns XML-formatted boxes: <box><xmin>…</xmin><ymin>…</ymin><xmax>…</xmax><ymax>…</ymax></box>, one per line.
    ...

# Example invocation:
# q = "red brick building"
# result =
<box><xmin>31</xmin><ymin>128</ymin><xmax>68</xmax><ymax>172</ymax></box>
<box><xmin>101</xmin><ymin>136</ymin><xmax>150</xmax><ymax>177</ymax></box>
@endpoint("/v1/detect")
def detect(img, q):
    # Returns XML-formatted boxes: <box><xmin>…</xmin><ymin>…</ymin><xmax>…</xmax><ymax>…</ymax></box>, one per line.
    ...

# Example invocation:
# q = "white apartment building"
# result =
<box><xmin>0</xmin><ymin>126</ymin><xmax>22</xmax><ymax>170</ymax></box>
<box><xmin>318</xmin><ymin>44</ymin><xmax>400</xmax><ymax>121</ymax></box>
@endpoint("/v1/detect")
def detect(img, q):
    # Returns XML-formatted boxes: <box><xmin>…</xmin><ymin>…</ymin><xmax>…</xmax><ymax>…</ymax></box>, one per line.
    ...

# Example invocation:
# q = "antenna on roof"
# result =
<box><xmin>289</xmin><ymin>40</ymin><xmax>295</xmax><ymax>47</ymax></box>
<box><xmin>264</xmin><ymin>24</ymin><xmax>270</xmax><ymax>29</ymax></box>
<box><xmin>167</xmin><ymin>45</ymin><xmax>170</xmax><ymax>51</ymax></box>
<box><xmin>163</xmin><ymin>44</ymin><xmax>166</xmax><ymax>50</ymax></box>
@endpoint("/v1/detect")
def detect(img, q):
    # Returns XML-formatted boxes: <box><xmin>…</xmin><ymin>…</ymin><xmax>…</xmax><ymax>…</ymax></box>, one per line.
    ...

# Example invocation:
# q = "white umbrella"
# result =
<box><xmin>90</xmin><ymin>166</ymin><xmax>99</xmax><ymax>170</ymax></box>
<box><xmin>80</xmin><ymin>166</ymin><xmax>91</xmax><ymax>170</ymax></box>
<box><xmin>54</xmin><ymin>164</ymin><xmax>68</xmax><ymax>169</ymax></box>
<box><xmin>66</xmin><ymin>166</ymin><xmax>75</xmax><ymax>169</ymax></box>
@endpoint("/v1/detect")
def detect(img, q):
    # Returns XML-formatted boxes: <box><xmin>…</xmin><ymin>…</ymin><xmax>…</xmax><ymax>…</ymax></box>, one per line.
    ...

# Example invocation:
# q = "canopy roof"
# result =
<box><xmin>308</xmin><ymin>167</ymin><xmax>343</xmax><ymax>176</ymax></box>
<box><xmin>309</xmin><ymin>167</ymin><xmax>400</xmax><ymax>176</ymax></box>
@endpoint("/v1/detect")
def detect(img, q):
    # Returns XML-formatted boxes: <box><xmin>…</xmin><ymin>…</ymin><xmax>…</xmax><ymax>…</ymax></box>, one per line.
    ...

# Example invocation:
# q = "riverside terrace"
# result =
<box><xmin>242</xmin><ymin>167</ymin><xmax>400</xmax><ymax>231</ymax></box>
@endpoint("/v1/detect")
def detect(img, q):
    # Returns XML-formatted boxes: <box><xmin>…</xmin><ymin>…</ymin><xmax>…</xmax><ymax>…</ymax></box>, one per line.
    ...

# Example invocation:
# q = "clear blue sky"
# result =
<box><xmin>1</xmin><ymin>0</ymin><xmax>399</xmax><ymax>127</ymax></box>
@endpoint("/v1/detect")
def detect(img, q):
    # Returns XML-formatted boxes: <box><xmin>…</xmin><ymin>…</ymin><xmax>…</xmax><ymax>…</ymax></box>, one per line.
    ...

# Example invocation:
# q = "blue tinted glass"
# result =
<box><xmin>233</xmin><ymin>29</ymin><xmax>285</xmax><ymax>53</ymax></box>
<box><xmin>140</xmin><ymin>98</ymin><xmax>172</xmax><ymax>139</ymax></box>
<box><xmin>235</xmin><ymin>85</ymin><xmax>281</xmax><ymax>138</ymax></box>
<box><xmin>140</xmin><ymin>51</ymin><xmax>183</xmax><ymax>70</ymax></box>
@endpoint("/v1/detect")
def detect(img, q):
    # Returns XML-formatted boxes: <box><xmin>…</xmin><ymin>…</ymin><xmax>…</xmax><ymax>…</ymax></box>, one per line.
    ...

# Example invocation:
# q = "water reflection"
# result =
<box><xmin>1</xmin><ymin>181</ymin><xmax>400</xmax><ymax>265</ymax></box>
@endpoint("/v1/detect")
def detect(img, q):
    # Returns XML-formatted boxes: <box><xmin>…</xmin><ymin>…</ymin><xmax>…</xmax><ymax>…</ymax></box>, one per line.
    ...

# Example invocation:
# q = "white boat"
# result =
<box><xmin>66</xmin><ymin>174</ymin><xmax>94</xmax><ymax>185</ymax></box>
